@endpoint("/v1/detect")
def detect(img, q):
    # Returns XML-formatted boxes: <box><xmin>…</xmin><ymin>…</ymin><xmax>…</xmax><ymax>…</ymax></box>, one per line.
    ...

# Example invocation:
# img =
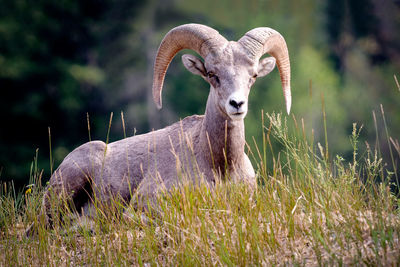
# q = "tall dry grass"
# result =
<box><xmin>1</xmin><ymin>109</ymin><xmax>399</xmax><ymax>266</ymax></box>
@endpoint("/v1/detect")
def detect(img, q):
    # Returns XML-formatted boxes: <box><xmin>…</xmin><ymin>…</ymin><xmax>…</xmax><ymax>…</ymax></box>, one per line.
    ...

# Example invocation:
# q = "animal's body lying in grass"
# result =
<box><xmin>26</xmin><ymin>23</ymin><xmax>291</xmax><ymax>234</ymax></box>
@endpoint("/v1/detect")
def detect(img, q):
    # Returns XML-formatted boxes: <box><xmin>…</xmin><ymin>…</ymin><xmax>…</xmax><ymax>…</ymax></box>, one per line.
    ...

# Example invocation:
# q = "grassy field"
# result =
<box><xmin>1</xmin><ymin>112</ymin><xmax>399</xmax><ymax>266</ymax></box>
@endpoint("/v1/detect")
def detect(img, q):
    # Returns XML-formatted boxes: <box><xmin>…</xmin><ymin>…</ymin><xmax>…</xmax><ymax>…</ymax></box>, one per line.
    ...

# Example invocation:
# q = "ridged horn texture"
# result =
<box><xmin>152</xmin><ymin>24</ymin><xmax>228</xmax><ymax>109</ymax></box>
<box><xmin>238</xmin><ymin>28</ymin><xmax>292</xmax><ymax>114</ymax></box>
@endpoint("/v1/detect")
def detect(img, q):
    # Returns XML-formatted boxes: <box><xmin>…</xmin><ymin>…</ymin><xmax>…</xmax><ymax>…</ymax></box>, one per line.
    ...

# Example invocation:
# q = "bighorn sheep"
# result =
<box><xmin>29</xmin><ymin>23</ymin><xmax>291</xmax><ymax>231</ymax></box>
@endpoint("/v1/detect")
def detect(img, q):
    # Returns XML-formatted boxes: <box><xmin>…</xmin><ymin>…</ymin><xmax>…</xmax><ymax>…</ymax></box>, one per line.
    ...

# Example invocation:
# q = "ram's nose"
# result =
<box><xmin>229</xmin><ymin>99</ymin><xmax>245</xmax><ymax>110</ymax></box>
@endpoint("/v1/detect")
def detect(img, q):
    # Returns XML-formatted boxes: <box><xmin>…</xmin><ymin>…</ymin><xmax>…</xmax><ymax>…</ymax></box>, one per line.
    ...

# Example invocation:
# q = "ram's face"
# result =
<box><xmin>182</xmin><ymin>42</ymin><xmax>276</xmax><ymax>121</ymax></box>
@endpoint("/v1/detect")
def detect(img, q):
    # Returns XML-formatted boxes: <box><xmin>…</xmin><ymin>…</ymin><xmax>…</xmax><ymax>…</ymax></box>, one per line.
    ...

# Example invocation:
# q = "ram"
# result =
<box><xmin>27</xmin><ymin>23</ymin><xmax>291</xmax><ymax>233</ymax></box>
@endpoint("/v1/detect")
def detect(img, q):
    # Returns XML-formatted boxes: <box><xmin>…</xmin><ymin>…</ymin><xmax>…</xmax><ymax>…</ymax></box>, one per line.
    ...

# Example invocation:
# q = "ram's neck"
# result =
<box><xmin>199</xmin><ymin>95</ymin><xmax>245</xmax><ymax>172</ymax></box>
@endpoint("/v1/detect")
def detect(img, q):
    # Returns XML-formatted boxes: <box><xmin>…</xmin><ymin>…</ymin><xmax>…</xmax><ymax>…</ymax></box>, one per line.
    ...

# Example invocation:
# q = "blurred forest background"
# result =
<box><xmin>0</xmin><ymin>0</ymin><xmax>399</xmax><ymax>190</ymax></box>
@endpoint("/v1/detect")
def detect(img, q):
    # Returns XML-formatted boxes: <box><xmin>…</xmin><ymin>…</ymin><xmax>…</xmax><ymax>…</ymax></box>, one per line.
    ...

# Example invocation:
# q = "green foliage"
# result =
<box><xmin>0</xmin><ymin>0</ymin><xmax>399</xmax><ymax>191</ymax></box>
<box><xmin>0</xmin><ymin>0</ymin><xmax>145</xmax><ymax>185</ymax></box>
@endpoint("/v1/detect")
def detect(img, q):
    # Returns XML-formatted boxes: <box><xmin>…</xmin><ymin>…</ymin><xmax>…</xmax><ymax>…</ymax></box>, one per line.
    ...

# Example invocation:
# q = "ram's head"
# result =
<box><xmin>152</xmin><ymin>24</ymin><xmax>291</xmax><ymax>119</ymax></box>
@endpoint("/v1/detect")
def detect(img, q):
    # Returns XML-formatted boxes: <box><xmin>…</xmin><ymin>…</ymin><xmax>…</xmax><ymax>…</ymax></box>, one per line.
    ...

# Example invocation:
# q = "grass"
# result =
<box><xmin>1</xmin><ymin>111</ymin><xmax>400</xmax><ymax>266</ymax></box>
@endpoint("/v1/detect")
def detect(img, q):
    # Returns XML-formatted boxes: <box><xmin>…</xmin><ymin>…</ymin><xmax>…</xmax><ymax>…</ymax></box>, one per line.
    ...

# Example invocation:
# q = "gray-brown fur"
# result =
<box><xmin>27</xmin><ymin>23</ymin><xmax>291</xmax><ymax>234</ymax></box>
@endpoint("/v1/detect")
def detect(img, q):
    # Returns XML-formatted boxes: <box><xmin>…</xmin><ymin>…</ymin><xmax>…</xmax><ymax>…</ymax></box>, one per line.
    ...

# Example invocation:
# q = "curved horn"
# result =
<box><xmin>152</xmin><ymin>24</ymin><xmax>227</xmax><ymax>109</ymax></box>
<box><xmin>238</xmin><ymin>28</ymin><xmax>292</xmax><ymax>114</ymax></box>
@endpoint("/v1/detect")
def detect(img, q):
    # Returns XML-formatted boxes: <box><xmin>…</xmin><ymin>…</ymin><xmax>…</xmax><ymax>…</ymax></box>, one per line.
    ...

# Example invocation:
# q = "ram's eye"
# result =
<box><xmin>249</xmin><ymin>74</ymin><xmax>258</xmax><ymax>85</ymax></box>
<box><xmin>207</xmin><ymin>72</ymin><xmax>220</xmax><ymax>85</ymax></box>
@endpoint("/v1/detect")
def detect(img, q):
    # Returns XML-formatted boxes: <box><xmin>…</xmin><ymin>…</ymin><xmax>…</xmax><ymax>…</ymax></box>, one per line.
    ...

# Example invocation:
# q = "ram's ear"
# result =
<box><xmin>182</xmin><ymin>54</ymin><xmax>207</xmax><ymax>77</ymax></box>
<box><xmin>257</xmin><ymin>57</ymin><xmax>276</xmax><ymax>77</ymax></box>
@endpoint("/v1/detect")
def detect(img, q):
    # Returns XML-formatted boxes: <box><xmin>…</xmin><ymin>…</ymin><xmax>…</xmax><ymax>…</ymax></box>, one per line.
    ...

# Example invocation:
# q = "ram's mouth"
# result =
<box><xmin>229</xmin><ymin>111</ymin><xmax>246</xmax><ymax>120</ymax></box>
